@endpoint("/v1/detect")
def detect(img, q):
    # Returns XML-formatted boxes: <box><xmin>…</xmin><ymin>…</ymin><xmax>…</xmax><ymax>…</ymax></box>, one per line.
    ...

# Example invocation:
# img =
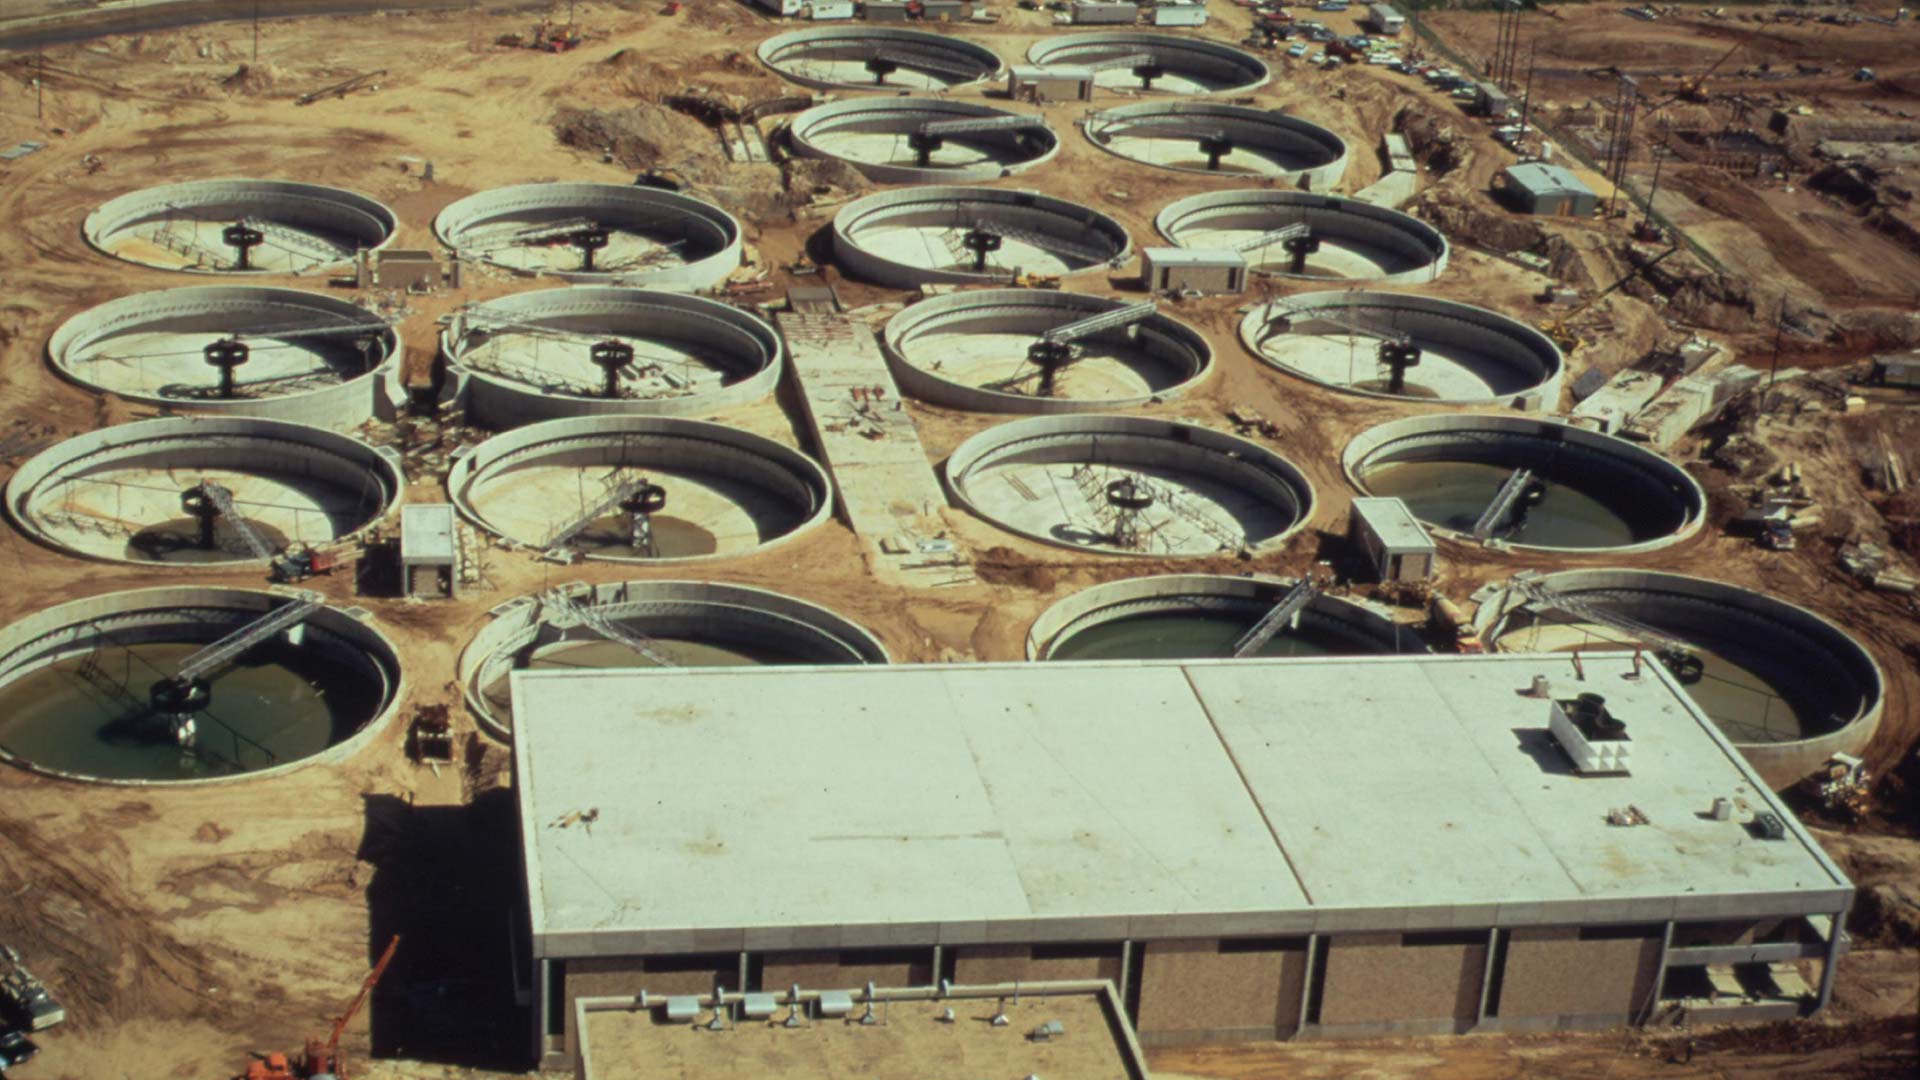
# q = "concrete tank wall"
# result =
<box><xmin>48</xmin><ymin>285</ymin><xmax>405</xmax><ymax>428</ymax></box>
<box><xmin>0</xmin><ymin>586</ymin><xmax>404</xmax><ymax>786</ymax></box>
<box><xmin>441</xmin><ymin>287</ymin><xmax>783</xmax><ymax>428</ymax></box>
<box><xmin>1087</xmin><ymin>102</ymin><xmax>1349</xmax><ymax>189</ymax></box>
<box><xmin>433</xmin><ymin>184</ymin><xmax>742</xmax><ymax>290</ymax></box>
<box><xmin>883</xmin><ymin>289</ymin><xmax>1210</xmax><ymax>413</ymax></box>
<box><xmin>460</xmin><ymin>580</ymin><xmax>890</xmax><ymax>740</ymax></box>
<box><xmin>1342</xmin><ymin>414</ymin><xmax>1706</xmax><ymax>555</ymax></box>
<box><xmin>1028</xmin><ymin>32</ymin><xmax>1271</xmax><ymax>94</ymax></box>
<box><xmin>1026</xmin><ymin>573</ymin><xmax>1427</xmax><ymax>659</ymax></box>
<box><xmin>757</xmin><ymin>25</ymin><xmax>1004</xmax><ymax>90</ymax></box>
<box><xmin>834</xmin><ymin>186</ymin><xmax>1132</xmax><ymax>287</ymax></box>
<box><xmin>787</xmin><ymin>97</ymin><xmax>1059</xmax><ymax>184</ymax></box>
<box><xmin>1155</xmin><ymin>190</ymin><xmax>1448</xmax><ymax>285</ymax></box>
<box><xmin>84</xmin><ymin>179</ymin><xmax>397</xmax><ymax>272</ymax></box>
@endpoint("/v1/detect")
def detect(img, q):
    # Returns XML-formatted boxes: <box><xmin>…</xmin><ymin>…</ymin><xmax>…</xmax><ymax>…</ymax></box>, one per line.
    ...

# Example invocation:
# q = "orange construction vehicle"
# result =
<box><xmin>528</xmin><ymin>18</ymin><xmax>582</xmax><ymax>52</ymax></box>
<box><xmin>243</xmin><ymin>936</ymin><xmax>400</xmax><ymax>1080</ymax></box>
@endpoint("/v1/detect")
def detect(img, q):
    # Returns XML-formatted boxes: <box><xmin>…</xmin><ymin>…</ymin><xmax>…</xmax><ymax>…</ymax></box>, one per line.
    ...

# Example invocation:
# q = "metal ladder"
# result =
<box><xmin>1471</xmin><ymin>467</ymin><xmax>1535</xmax><ymax>540</ymax></box>
<box><xmin>539</xmin><ymin>590</ymin><xmax>677</xmax><ymax>667</ymax></box>
<box><xmin>1231</xmin><ymin>580</ymin><xmax>1318</xmax><ymax>657</ymax></box>
<box><xmin>174</xmin><ymin>597</ymin><xmax>322</xmax><ymax>684</ymax></box>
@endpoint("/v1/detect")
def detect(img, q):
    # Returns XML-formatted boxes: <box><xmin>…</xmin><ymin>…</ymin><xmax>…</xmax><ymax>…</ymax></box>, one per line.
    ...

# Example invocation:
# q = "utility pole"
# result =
<box><xmin>252</xmin><ymin>1</ymin><xmax>260</xmax><ymax>64</ymax></box>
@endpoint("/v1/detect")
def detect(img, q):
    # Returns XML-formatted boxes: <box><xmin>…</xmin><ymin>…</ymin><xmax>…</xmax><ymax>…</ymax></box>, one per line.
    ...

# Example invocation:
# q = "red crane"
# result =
<box><xmin>243</xmin><ymin>936</ymin><xmax>400</xmax><ymax>1080</ymax></box>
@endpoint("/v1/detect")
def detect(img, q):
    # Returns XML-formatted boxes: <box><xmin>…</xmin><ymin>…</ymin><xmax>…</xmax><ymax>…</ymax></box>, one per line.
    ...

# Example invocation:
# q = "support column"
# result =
<box><xmin>930</xmin><ymin>945</ymin><xmax>943</xmax><ymax>989</ymax></box>
<box><xmin>1475</xmin><ymin>928</ymin><xmax>1499</xmax><ymax>1026</ymax></box>
<box><xmin>1296</xmin><ymin>934</ymin><xmax>1319</xmax><ymax>1033</ymax></box>
<box><xmin>1814</xmin><ymin>904</ymin><xmax>1848</xmax><ymax>1012</ymax></box>
<box><xmin>1117</xmin><ymin>940</ymin><xmax>1132</xmax><ymax>1002</ymax></box>
<box><xmin>1643</xmin><ymin>920</ymin><xmax>1675</xmax><ymax>1025</ymax></box>
<box><xmin>737</xmin><ymin>951</ymin><xmax>750</xmax><ymax>996</ymax></box>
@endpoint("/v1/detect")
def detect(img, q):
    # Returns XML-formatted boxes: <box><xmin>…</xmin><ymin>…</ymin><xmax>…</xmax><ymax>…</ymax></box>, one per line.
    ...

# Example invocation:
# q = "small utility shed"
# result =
<box><xmin>1009</xmin><ymin>64</ymin><xmax>1096</xmax><ymax>102</ymax></box>
<box><xmin>401</xmin><ymin>503</ymin><xmax>458</xmax><ymax>599</ymax></box>
<box><xmin>1349</xmin><ymin>495</ymin><xmax>1435</xmax><ymax>581</ymax></box>
<box><xmin>1142</xmin><ymin>247</ymin><xmax>1247</xmax><ymax>295</ymax></box>
<box><xmin>1498</xmin><ymin>163</ymin><xmax>1598</xmax><ymax>216</ymax></box>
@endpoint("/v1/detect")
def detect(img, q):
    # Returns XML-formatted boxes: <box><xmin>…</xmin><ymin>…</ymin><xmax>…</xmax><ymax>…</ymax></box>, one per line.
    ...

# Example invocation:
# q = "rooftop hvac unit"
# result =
<box><xmin>1548</xmin><ymin>693</ymin><xmax>1631</xmax><ymax>775</ymax></box>
<box><xmin>1753</xmin><ymin>812</ymin><xmax>1788</xmax><ymax>841</ymax></box>
<box><xmin>663</xmin><ymin>995</ymin><xmax>700</xmax><ymax>1022</ymax></box>
<box><xmin>742</xmin><ymin>992</ymin><xmax>778</xmax><ymax>1019</ymax></box>
<box><xmin>818</xmin><ymin>990</ymin><xmax>854</xmax><ymax>1017</ymax></box>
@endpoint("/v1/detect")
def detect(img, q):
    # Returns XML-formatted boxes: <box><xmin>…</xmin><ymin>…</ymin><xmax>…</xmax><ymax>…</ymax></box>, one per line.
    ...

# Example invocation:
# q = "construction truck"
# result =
<box><xmin>271</xmin><ymin>543</ymin><xmax>340</xmax><ymax>584</ymax></box>
<box><xmin>0</xmin><ymin>947</ymin><xmax>62</xmax><ymax>1031</ymax></box>
<box><xmin>1536</xmin><ymin>246</ymin><xmax>1680</xmax><ymax>354</ymax></box>
<box><xmin>242</xmin><ymin>937</ymin><xmax>399</xmax><ymax>1080</ymax></box>
<box><xmin>520</xmin><ymin>18</ymin><xmax>582</xmax><ymax>52</ymax></box>
<box><xmin>1010</xmin><ymin>270</ymin><xmax>1062</xmax><ymax>289</ymax></box>
<box><xmin>1801</xmin><ymin>753</ymin><xmax>1870</xmax><ymax>821</ymax></box>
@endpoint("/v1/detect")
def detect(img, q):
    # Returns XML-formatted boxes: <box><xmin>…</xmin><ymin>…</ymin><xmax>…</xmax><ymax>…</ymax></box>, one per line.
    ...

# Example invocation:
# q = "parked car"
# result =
<box><xmin>0</xmin><ymin>1029</ymin><xmax>38</xmax><ymax>1071</ymax></box>
<box><xmin>1287</xmin><ymin>42</ymin><xmax>1308</xmax><ymax>57</ymax></box>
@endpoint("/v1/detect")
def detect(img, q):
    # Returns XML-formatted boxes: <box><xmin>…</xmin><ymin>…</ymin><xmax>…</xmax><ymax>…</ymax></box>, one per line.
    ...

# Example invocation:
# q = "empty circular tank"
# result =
<box><xmin>833</xmin><ymin>186</ymin><xmax>1131</xmax><ymax>287</ymax></box>
<box><xmin>946</xmin><ymin>415</ymin><xmax>1314</xmax><ymax>557</ymax></box>
<box><xmin>1484</xmin><ymin>569</ymin><xmax>1883</xmax><ymax>789</ymax></box>
<box><xmin>1157</xmin><ymin>190</ymin><xmax>1448</xmax><ymax>283</ymax></box>
<box><xmin>447</xmin><ymin>416</ymin><xmax>832</xmax><ymax>563</ymax></box>
<box><xmin>1027</xmin><ymin>32</ymin><xmax>1270</xmax><ymax>95</ymax></box>
<box><xmin>442</xmin><ymin>287</ymin><xmax>782</xmax><ymax>428</ymax></box>
<box><xmin>1241</xmin><ymin>292</ymin><xmax>1563</xmax><ymax>407</ymax></box>
<box><xmin>883</xmin><ymin>289</ymin><xmax>1211</xmax><ymax>412</ymax></box>
<box><xmin>460</xmin><ymin>580</ymin><xmax>889</xmax><ymax>738</ymax></box>
<box><xmin>6</xmin><ymin>417</ymin><xmax>404</xmax><ymax>567</ymax></box>
<box><xmin>786</xmin><ymin>98</ymin><xmax>1058</xmax><ymax>184</ymax></box>
<box><xmin>0</xmin><ymin>587</ymin><xmax>402</xmax><ymax>784</ymax></box>
<box><xmin>1085</xmin><ymin>102</ymin><xmax>1348</xmax><ymax>186</ymax></box>
<box><xmin>433</xmin><ymin>183</ymin><xmax>742</xmax><ymax>289</ymax></box>
<box><xmin>84</xmin><ymin>180</ymin><xmax>396</xmax><ymax>274</ymax></box>
<box><xmin>1029</xmin><ymin>574</ymin><xmax>1427</xmax><ymax>660</ymax></box>
<box><xmin>48</xmin><ymin>286</ymin><xmax>403</xmax><ymax>427</ymax></box>
<box><xmin>1343</xmin><ymin>414</ymin><xmax>1705</xmax><ymax>554</ymax></box>
<box><xmin>758</xmin><ymin>25</ymin><xmax>1003</xmax><ymax>91</ymax></box>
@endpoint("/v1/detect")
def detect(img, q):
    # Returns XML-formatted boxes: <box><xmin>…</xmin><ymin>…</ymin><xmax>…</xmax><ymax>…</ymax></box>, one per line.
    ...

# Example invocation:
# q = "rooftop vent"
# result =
<box><xmin>1549</xmin><ymin>692</ymin><xmax>1631</xmax><ymax>775</ymax></box>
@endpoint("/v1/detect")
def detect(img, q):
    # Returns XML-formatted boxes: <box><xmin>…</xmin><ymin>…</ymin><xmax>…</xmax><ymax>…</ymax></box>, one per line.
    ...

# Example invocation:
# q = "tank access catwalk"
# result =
<box><xmin>1027</xmin><ymin>32</ymin><xmax>1271</xmax><ymax>95</ymax></box>
<box><xmin>758</xmin><ymin>25</ymin><xmax>1003</xmax><ymax>91</ymax></box>
<box><xmin>446</xmin><ymin>415</ymin><xmax>833</xmax><ymax>564</ymax></box>
<box><xmin>441</xmin><ymin>287</ymin><xmax>783</xmax><ymax>427</ymax></box>
<box><xmin>84</xmin><ymin>179</ymin><xmax>397</xmax><ymax>274</ymax></box>
<box><xmin>0</xmin><ymin>587</ymin><xmax>402</xmax><ymax>785</ymax></box>
<box><xmin>433</xmin><ymin>183</ymin><xmax>742</xmax><ymax>289</ymax></box>
<box><xmin>460</xmin><ymin>580</ymin><xmax>889</xmax><ymax>739</ymax></box>
<box><xmin>5</xmin><ymin>416</ymin><xmax>404</xmax><ymax>568</ymax></box>
<box><xmin>1343</xmin><ymin>414</ymin><xmax>1706</xmax><ymax>554</ymax></box>
<box><xmin>1156</xmin><ymin>190</ymin><xmax>1449</xmax><ymax>283</ymax></box>
<box><xmin>1240</xmin><ymin>291</ymin><xmax>1562</xmax><ymax>407</ymax></box>
<box><xmin>786</xmin><ymin>98</ymin><xmax>1059</xmax><ymax>184</ymax></box>
<box><xmin>883</xmin><ymin>290</ymin><xmax>1211</xmax><ymax>413</ymax></box>
<box><xmin>49</xmin><ymin>285</ymin><xmax>403</xmax><ymax>428</ymax></box>
<box><xmin>1085</xmin><ymin>102</ymin><xmax>1348</xmax><ymax>187</ymax></box>
<box><xmin>833</xmin><ymin>186</ymin><xmax>1132</xmax><ymax>287</ymax></box>
<box><xmin>1480</xmin><ymin>569</ymin><xmax>1884</xmax><ymax>789</ymax></box>
<box><xmin>945</xmin><ymin>415</ymin><xmax>1314</xmax><ymax>557</ymax></box>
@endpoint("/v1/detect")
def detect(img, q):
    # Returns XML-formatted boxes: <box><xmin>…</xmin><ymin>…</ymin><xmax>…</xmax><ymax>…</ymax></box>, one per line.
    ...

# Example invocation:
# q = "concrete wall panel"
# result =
<box><xmin>1320</xmin><ymin>933</ymin><xmax>1485</xmax><ymax>1027</ymax></box>
<box><xmin>1498</xmin><ymin>928</ymin><xmax>1661</xmax><ymax>1020</ymax></box>
<box><xmin>1136</xmin><ymin>939</ymin><xmax>1306</xmax><ymax>1041</ymax></box>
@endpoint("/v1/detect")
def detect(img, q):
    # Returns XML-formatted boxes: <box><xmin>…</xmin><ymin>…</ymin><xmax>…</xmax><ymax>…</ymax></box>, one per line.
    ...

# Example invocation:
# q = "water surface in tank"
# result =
<box><xmin>1049</xmin><ymin>611</ymin><xmax>1382</xmax><ymax>661</ymax></box>
<box><xmin>1365</xmin><ymin>460</ymin><xmax>1649</xmax><ymax>548</ymax></box>
<box><xmin>0</xmin><ymin>639</ymin><xmax>381</xmax><ymax>781</ymax></box>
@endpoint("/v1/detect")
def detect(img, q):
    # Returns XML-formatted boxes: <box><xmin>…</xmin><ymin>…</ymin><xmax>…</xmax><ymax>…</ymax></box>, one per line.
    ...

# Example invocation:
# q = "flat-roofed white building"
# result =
<box><xmin>513</xmin><ymin>653</ymin><xmax>1851</xmax><ymax>1069</ymax></box>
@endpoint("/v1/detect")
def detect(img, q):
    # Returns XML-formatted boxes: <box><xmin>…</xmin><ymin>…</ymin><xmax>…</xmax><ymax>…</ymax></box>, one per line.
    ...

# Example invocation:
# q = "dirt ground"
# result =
<box><xmin>0</xmin><ymin>3</ymin><xmax>1914</xmax><ymax>1079</ymax></box>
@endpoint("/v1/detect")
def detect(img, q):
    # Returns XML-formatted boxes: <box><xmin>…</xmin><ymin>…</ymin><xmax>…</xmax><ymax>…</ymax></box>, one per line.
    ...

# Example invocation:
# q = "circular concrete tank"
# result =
<box><xmin>6</xmin><ymin>417</ymin><xmax>404</xmax><ymax>567</ymax></box>
<box><xmin>0</xmin><ymin>587</ymin><xmax>402</xmax><ymax>784</ymax></box>
<box><xmin>1156</xmin><ymin>190</ymin><xmax>1448</xmax><ymax>283</ymax></box>
<box><xmin>48</xmin><ymin>286</ymin><xmax>402</xmax><ymax>427</ymax></box>
<box><xmin>1343</xmin><ymin>414</ymin><xmax>1706</xmax><ymax>554</ymax></box>
<box><xmin>1241</xmin><ymin>292</ymin><xmax>1563</xmax><ymax>407</ymax></box>
<box><xmin>758</xmin><ymin>25</ymin><xmax>1003</xmax><ymax>91</ymax></box>
<box><xmin>883</xmin><ymin>289</ymin><xmax>1211</xmax><ymax>412</ymax></box>
<box><xmin>442</xmin><ymin>287</ymin><xmax>782</xmax><ymax>428</ymax></box>
<box><xmin>433</xmin><ymin>183</ymin><xmax>742</xmax><ymax>289</ymax></box>
<box><xmin>1085</xmin><ymin>103</ymin><xmax>1348</xmax><ymax>186</ymax></box>
<box><xmin>460</xmin><ymin>580</ymin><xmax>889</xmax><ymax>738</ymax></box>
<box><xmin>1484</xmin><ymin>569</ymin><xmax>1884</xmax><ymax>789</ymax></box>
<box><xmin>946</xmin><ymin>415</ymin><xmax>1314</xmax><ymax>556</ymax></box>
<box><xmin>1028</xmin><ymin>574</ymin><xmax>1427</xmax><ymax>660</ymax></box>
<box><xmin>84</xmin><ymin>180</ymin><xmax>396</xmax><ymax>274</ymax></box>
<box><xmin>446</xmin><ymin>416</ymin><xmax>832</xmax><ymax>563</ymax></box>
<box><xmin>833</xmin><ymin>186</ymin><xmax>1131</xmax><ymax>287</ymax></box>
<box><xmin>1027</xmin><ymin>32</ymin><xmax>1270</xmax><ymax>95</ymax></box>
<box><xmin>786</xmin><ymin>97</ymin><xmax>1058</xmax><ymax>183</ymax></box>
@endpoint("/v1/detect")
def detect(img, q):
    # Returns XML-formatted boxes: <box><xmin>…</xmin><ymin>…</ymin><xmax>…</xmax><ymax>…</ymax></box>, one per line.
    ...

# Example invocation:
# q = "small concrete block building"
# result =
<box><xmin>513</xmin><ymin>653</ymin><xmax>1851</xmax><ymax>1070</ymax></box>
<box><xmin>400</xmin><ymin>503</ymin><xmax>458</xmax><ymax>599</ymax></box>
<box><xmin>1009</xmin><ymin>64</ymin><xmax>1096</xmax><ymax>103</ymax></box>
<box><xmin>1348</xmin><ymin>495</ymin><xmax>1436</xmax><ymax>582</ymax></box>
<box><xmin>1142</xmin><ymin>248</ymin><xmax>1248</xmax><ymax>295</ymax></box>
<box><xmin>1498</xmin><ymin>163</ymin><xmax>1599</xmax><ymax>217</ymax></box>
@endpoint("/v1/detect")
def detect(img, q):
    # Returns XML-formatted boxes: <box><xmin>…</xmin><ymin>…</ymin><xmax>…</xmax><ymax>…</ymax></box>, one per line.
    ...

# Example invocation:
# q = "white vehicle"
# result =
<box><xmin>1367</xmin><ymin>51</ymin><xmax>1395</xmax><ymax>65</ymax></box>
<box><xmin>753</xmin><ymin>0</ymin><xmax>806</xmax><ymax>15</ymax></box>
<box><xmin>1287</xmin><ymin>42</ymin><xmax>1309</xmax><ymax>57</ymax></box>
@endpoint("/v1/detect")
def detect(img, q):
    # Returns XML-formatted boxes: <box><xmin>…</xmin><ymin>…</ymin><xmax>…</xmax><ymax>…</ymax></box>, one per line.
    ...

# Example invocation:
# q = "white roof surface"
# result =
<box><xmin>1350</xmin><ymin>496</ymin><xmax>1434</xmax><ymax>552</ymax></box>
<box><xmin>515</xmin><ymin>654</ymin><xmax>1847</xmax><ymax>955</ymax></box>
<box><xmin>400</xmin><ymin>503</ymin><xmax>457</xmax><ymax>563</ymax></box>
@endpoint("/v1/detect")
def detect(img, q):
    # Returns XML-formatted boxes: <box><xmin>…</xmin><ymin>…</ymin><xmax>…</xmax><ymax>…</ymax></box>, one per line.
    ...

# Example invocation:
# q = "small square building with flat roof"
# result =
<box><xmin>512</xmin><ymin>653</ymin><xmax>1850</xmax><ymax>1069</ymax></box>
<box><xmin>1349</xmin><ymin>495</ymin><xmax>1436</xmax><ymax>581</ymax></box>
<box><xmin>1498</xmin><ymin>163</ymin><xmax>1599</xmax><ymax>217</ymax></box>
<box><xmin>1141</xmin><ymin>248</ymin><xmax>1247</xmax><ymax>296</ymax></box>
